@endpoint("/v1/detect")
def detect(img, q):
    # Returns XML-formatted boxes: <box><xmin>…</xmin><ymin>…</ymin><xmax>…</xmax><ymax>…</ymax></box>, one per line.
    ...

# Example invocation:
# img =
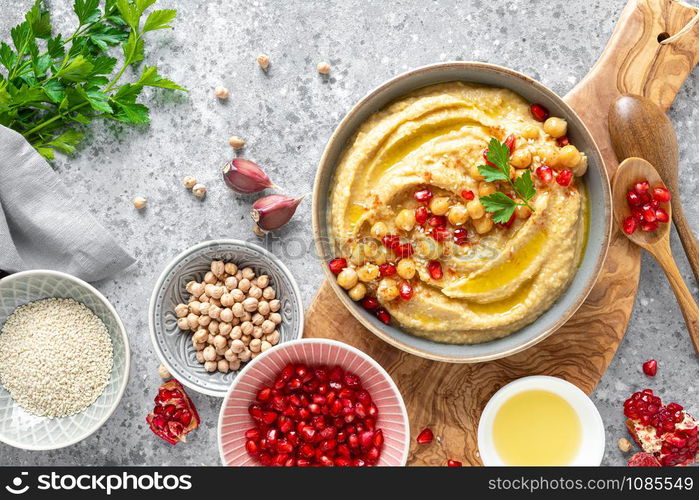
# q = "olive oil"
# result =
<box><xmin>492</xmin><ymin>390</ymin><xmax>581</xmax><ymax>465</ymax></box>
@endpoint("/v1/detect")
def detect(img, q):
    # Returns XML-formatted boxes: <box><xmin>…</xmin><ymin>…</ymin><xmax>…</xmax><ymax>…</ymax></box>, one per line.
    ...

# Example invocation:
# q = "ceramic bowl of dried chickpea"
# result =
<box><xmin>149</xmin><ymin>239</ymin><xmax>304</xmax><ymax>397</ymax></box>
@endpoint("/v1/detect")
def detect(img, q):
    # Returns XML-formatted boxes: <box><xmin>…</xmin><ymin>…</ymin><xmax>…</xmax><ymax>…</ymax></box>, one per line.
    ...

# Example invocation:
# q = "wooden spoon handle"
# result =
<box><xmin>652</xmin><ymin>242</ymin><xmax>699</xmax><ymax>357</ymax></box>
<box><xmin>671</xmin><ymin>201</ymin><xmax>699</xmax><ymax>284</ymax></box>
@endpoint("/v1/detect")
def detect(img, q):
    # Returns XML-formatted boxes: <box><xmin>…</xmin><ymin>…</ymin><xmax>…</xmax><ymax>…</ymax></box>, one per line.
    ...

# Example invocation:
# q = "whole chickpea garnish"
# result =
<box><xmin>447</xmin><ymin>205</ymin><xmax>469</xmax><ymax>226</ymax></box>
<box><xmin>473</xmin><ymin>215</ymin><xmax>494</xmax><ymax>234</ymax></box>
<box><xmin>371</xmin><ymin>221</ymin><xmax>389</xmax><ymax>239</ymax></box>
<box><xmin>348</xmin><ymin>283</ymin><xmax>367</xmax><ymax>301</ymax></box>
<box><xmin>214</xmin><ymin>86</ymin><xmax>229</xmax><ymax>99</ymax></box>
<box><xmin>132</xmin><ymin>196</ymin><xmax>147</xmax><ymax>209</ymax></box>
<box><xmin>377</xmin><ymin>279</ymin><xmax>399</xmax><ymax>301</ymax></box>
<box><xmin>183</xmin><ymin>175</ymin><xmax>197</xmax><ymax>189</ymax></box>
<box><xmin>429</xmin><ymin>196</ymin><xmax>450</xmax><ymax>216</ymax></box>
<box><xmin>395</xmin><ymin>209</ymin><xmax>416</xmax><ymax>232</ymax></box>
<box><xmin>396</xmin><ymin>258</ymin><xmax>416</xmax><ymax>280</ymax></box>
<box><xmin>543</xmin><ymin>117</ymin><xmax>567</xmax><ymax>138</ymax></box>
<box><xmin>337</xmin><ymin>268</ymin><xmax>358</xmax><ymax>290</ymax></box>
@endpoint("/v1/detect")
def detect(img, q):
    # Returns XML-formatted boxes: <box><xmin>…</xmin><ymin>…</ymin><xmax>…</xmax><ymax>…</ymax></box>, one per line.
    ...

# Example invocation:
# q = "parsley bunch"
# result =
<box><xmin>477</xmin><ymin>137</ymin><xmax>536</xmax><ymax>223</ymax></box>
<box><xmin>0</xmin><ymin>0</ymin><xmax>186</xmax><ymax>160</ymax></box>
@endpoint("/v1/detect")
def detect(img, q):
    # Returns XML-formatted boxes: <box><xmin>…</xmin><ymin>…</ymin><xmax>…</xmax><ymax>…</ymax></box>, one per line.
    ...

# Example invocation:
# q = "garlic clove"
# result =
<box><xmin>250</xmin><ymin>194</ymin><xmax>304</xmax><ymax>231</ymax></box>
<box><xmin>222</xmin><ymin>158</ymin><xmax>276</xmax><ymax>194</ymax></box>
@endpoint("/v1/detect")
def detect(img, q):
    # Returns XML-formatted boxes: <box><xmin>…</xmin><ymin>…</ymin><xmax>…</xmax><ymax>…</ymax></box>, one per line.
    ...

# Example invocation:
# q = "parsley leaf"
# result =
<box><xmin>514</xmin><ymin>169</ymin><xmax>536</xmax><ymax>202</ymax></box>
<box><xmin>481</xmin><ymin>192</ymin><xmax>517</xmax><ymax>224</ymax></box>
<box><xmin>143</xmin><ymin>9</ymin><xmax>177</xmax><ymax>32</ymax></box>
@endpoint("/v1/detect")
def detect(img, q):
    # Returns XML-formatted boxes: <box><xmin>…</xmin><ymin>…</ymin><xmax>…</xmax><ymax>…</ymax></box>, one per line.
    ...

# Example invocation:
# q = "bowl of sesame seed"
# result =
<box><xmin>0</xmin><ymin>270</ymin><xmax>130</xmax><ymax>450</ymax></box>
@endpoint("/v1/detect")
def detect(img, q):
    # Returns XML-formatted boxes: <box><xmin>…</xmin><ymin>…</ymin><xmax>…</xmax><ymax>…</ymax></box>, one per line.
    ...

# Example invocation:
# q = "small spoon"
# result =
<box><xmin>612</xmin><ymin>157</ymin><xmax>699</xmax><ymax>357</ymax></box>
<box><xmin>609</xmin><ymin>94</ymin><xmax>699</xmax><ymax>285</ymax></box>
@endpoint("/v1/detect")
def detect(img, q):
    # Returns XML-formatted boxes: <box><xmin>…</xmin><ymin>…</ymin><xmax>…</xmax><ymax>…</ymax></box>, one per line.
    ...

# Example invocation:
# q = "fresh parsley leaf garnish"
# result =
<box><xmin>0</xmin><ymin>0</ymin><xmax>186</xmax><ymax>160</ymax></box>
<box><xmin>477</xmin><ymin>137</ymin><xmax>536</xmax><ymax>222</ymax></box>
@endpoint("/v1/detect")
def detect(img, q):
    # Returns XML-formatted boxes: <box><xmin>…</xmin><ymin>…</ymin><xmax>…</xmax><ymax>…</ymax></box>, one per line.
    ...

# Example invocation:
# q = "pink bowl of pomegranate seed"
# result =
<box><xmin>218</xmin><ymin>338</ymin><xmax>410</xmax><ymax>466</ymax></box>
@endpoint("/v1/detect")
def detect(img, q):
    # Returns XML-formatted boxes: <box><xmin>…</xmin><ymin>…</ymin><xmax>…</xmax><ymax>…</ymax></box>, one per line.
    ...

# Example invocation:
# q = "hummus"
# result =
<box><xmin>328</xmin><ymin>82</ymin><xmax>589</xmax><ymax>344</ymax></box>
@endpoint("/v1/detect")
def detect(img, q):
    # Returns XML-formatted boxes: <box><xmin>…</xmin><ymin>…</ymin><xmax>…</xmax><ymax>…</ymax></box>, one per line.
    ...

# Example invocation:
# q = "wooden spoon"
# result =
<box><xmin>613</xmin><ymin>157</ymin><xmax>699</xmax><ymax>357</ymax></box>
<box><xmin>609</xmin><ymin>94</ymin><xmax>699</xmax><ymax>285</ymax></box>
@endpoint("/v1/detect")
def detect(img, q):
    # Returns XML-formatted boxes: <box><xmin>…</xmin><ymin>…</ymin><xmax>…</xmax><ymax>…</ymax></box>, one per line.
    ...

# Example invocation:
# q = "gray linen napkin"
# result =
<box><xmin>0</xmin><ymin>125</ymin><xmax>135</xmax><ymax>281</ymax></box>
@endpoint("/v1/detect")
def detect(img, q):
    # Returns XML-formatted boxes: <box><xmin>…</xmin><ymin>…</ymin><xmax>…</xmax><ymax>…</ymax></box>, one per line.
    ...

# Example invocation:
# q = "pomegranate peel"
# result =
<box><xmin>147</xmin><ymin>379</ymin><xmax>200</xmax><ymax>445</ymax></box>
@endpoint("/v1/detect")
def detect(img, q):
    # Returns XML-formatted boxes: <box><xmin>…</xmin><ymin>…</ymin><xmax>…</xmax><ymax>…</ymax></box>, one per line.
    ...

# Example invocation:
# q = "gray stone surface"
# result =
<box><xmin>0</xmin><ymin>0</ymin><xmax>698</xmax><ymax>466</ymax></box>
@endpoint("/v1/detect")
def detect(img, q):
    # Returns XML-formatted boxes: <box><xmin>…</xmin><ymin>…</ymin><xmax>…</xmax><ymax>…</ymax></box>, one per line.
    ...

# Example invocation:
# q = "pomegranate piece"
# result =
<box><xmin>461</xmin><ymin>190</ymin><xmax>475</xmax><ymax>201</ymax></box>
<box><xmin>378</xmin><ymin>262</ymin><xmax>397</xmax><ymax>277</ymax></box>
<box><xmin>245</xmin><ymin>364</ymin><xmax>384</xmax><ymax>466</ymax></box>
<box><xmin>427</xmin><ymin>215</ymin><xmax>447</xmax><ymax>227</ymax></box>
<box><xmin>536</xmin><ymin>165</ymin><xmax>553</xmax><ymax>184</ymax></box>
<box><xmin>626</xmin><ymin>190</ymin><xmax>642</xmax><ymax>208</ymax></box>
<box><xmin>414</xmin><ymin>188</ymin><xmax>433</xmax><ymax>203</ymax></box>
<box><xmin>361</xmin><ymin>296</ymin><xmax>379</xmax><ymax>311</ymax></box>
<box><xmin>641</xmin><ymin>220</ymin><xmax>659</xmax><ymax>232</ymax></box>
<box><xmin>415</xmin><ymin>205</ymin><xmax>429</xmax><ymax>225</ymax></box>
<box><xmin>556</xmin><ymin>169</ymin><xmax>573</xmax><ymax>187</ymax></box>
<box><xmin>633</xmin><ymin>181</ymin><xmax>650</xmax><ymax>195</ymax></box>
<box><xmin>622</xmin><ymin>216</ymin><xmax>637</xmax><ymax>235</ymax></box>
<box><xmin>453</xmin><ymin>228</ymin><xmax>469</xmax><ymax>245</ymax></box>
<box><xmin>530</xmin><ymin>103</ymin><xmax>549</xmax><ymax>122</ymax></box>
<box><xmin>381</xmin><ymin>234</ymin><xmax>400</xmax><ymax>250</ymax></box>
<box><xmin>642</xmin><ymin>359</ymin><xmax>658</xmax><ymax>377</ymax></box>
<box><xmin>416</xmin><ymin>427</ymin><xmax>434</xmax><ymax>444</ymax></box>
<box><xmin>504</xmin><ymin>134</ymin><xmax>516</xmax><ymax>155</ymax></box>
<box><xmin>652</xmin><ymin>186</ymin><xmax>671</xmax><ymax>203</ymax></box>
<box><xmin>642</xmin><ymin>204</ymin><xmax>656</xmax><ymax>222</ymax></box>
<box><xmin>399</xmin><ymin>281</ymin><xmax>413</xmax><ymax>300</ymax></box>
<box><xmin>628</xmin><ymin>452</ymin><xmax>662</xmax><ymax>467</ymax></box>
<box><xmin>375</xmin><ymin>308</ymin><xmax>391</xmax><ymax>325</ymax></box>
<box><xmin>395</xmin><ymin>243</ymin><xmax>414</xmax><ymax>258</ymax></box>
<box><xmin>428</xmin><ymin>261</ymin><xmax>443</xmax><ymax>280</ymax></box>
<box><xmin>655</xmin><ymin>207</ymin><xmax>669</xmax><ymax>223</ymax></box>
<box><xmin>482</xmin><ymin>149</ymin><xmax>496</xmax><ymax>167</ymax></box>
<box><xmin>447</xmin><ymin>459</ymin><xmax>462</xmax><ymax>467</ymax></box>
<box><xmin>146</xmin><ymin>379</ymin><xmax>200</xmax><ymax>445</ymax></box>
<box><xmin>328</xmin><ymin>258</ymin><xmax>347</xmax><ymax>275</ymax></box>
<box><xmin>623</xmin><ymin>389</ymin><xmax>699</xmax><ymax>467</ymax></box>
<box><xmin>556</xmin><ymin>135</ymin><xmax>570</xmax><ymax>147</ymax></box>
<box><xmin>431</xmin><ymin>226</ymin><xmax>450</xmax><ymax>242</ymax></box>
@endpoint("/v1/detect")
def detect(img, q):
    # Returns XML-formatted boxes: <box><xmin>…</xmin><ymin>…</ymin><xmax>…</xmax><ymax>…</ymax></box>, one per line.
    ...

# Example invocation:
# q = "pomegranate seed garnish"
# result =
<box><xmin>415</xmin><ymin>205</ymin><xmax>429</xmax><ymax>224</ymax></box>
<box><xmin>504</xmin><ymin>134</ymin><xmax>516</xmax><ymax>155</ymax></box>
<box><xmin>530</xmin><ymin>103</ymin><xmax>549</xmax><ymax>122</ymax></box>
<box><xmin>536</xmin><ymin>165</ymin><xmax>553</xmax><ymax>183</ymax></box>
<box><xmin>416</xmin><ymin>428</ymin><xmax>434</xmax><ymax>444</ymax></box>
<box><xmin>414</xmin><ymin>188</ymin><xmax>433</xmax><ymax>203</ymax></box>
<box><xmin>395</xmin><ymin>243</ymin><xmax>414</xmax><ymax>258</ymax></box>
<box><xmin>431</xmin><ymin>226</ymin><xmax>450</xmax><ymax>242</ymax></box>
<box><xmin>633</xmin><ymin>181</ymin><xmax>650</xmax><ymax>194</ymax></box>
<box><xmin>461</xmin><ymin>190</ymin><xmax>475</xmax><ymax>201</ymax></box>
<box><xmin>483</xmin><ymin>149</ymin><xmax>496</xmax><ymax>167</ymax></box>
<box><xmin>361</xmin><ymin>296</ymin><xmax>379</xmax><ymax>311</ymax></box>
<box><xmin>655</xmin><ymin>207</ymin><xmax>669</xmax><ymax>223</ymax></box>
<box><xmin>642</xmin><ymin>204</ymin><xmax>656</xmax><ymax>222</ymax></box>
<box><xmin>428</xmin><ymin>260</ymin><xmax>443</xmax><ymax>280</ymax></box>
<box><xmin>641</xmin><ymin>220</ymin><xmax>659</xmax><ymax>232</ymax></box>
<box><xmin>643</xmin><ymin>359</ymin><xmax>658</xmax><ymax>377</ymax></box>
<box><xmin>627</xmin><ymin>190</ymin><xmax>642</xmax><ymax>207</ymax></box>
<box><xmin>427</xmin><ymin>215</ymin><xmax>447</xmax><ymax>227</ymax></box>
<box><xmin>556</xmin><ymin>169</ymin><xmax>573</xmax><ymax>187</ymax></box>
<box><xmin>375</xmin><ymin>308</ymin><xmax>391</xmax><ymax>325</ymax></box>
<box><xmin>328</xmin><ymin>258</ymin><xmax>347</xmax><ymax>275</ymax></box>
<box><xmin>652</xmin><ymin>186</ymin><xmax>671</xmax><ymax>203</ymax></box>
<box><xmin>447</xmin><ymin>459</ymin><xmax>462</xmax><ymax>467</ymax></box>
<box><xmin>622</xmin><ymin>216</ymin><xmax>637</xmax><ymax>235</ymax></box>
<box><xmin>378</xmin><ymin>263</ymin><xmax>397</xmax><ymax>277</ymax></box>
<box><xmin>453</xmin><ymin>228</ymin><xmax>468</xmax><ymax>245</ymax></box>
<box><xmin>631</xmin><ymin>206</ymin><xmax>644</xmax><ymax>222</ymax></box>
<box><xmin>381</xmin><ymin>234</ymin><xmax>400</xmax><ymax>250</ymax></box>
<box><xmin>556</xmin><ymin>135</ymin><xmax>570</xmax><ymax>147</ymax></box>
<box><xmin>399</xmin><ymin>281</ymin><xmax>414</xmax><ymax>300</ymax></box>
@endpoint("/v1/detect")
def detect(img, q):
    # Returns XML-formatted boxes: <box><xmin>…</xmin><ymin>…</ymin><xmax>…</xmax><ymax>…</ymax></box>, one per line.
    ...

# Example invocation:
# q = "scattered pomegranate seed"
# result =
<box><xmin>399</xmin><ymin>281</ymin><xmax>413</xmax><ymax>300</ymax></box>
<box><xmin>633</xmin><ymin>181</ymin><xmax>650</xmax><ymax>194</ymax></box>
<box><xmin>655</xmin><ymin>207</ymin><xmax>669</xmax><ymax>223</ymax></box>
<box><xmin>427</xmin><ymin>215</ymin><xmax>447</xmax><ymax>227</ymax></box>
<box><xmin>642</xmin><ymin>204</ymin><xmax>656</xmax><ymax>222</ymax></box>
<box><xmin>530</xmin><ymin>103</ymin><xmax>549</xmax><ymax>122</ymax></box>
<box><xmin>414</xmin><ymin>188</ymin><xmax>433</xmax><ymax>203</ymax></box>
<box><xmin>642</xmin><ymin>359</ymin><xmax>658</xmax><ymax>377</ymax></box>
<box><xmin>427</xmin><ymin>260</ymin><xmax>443</xmax><ymax>280</ymax></box>
<box><xmin>641</xmin><ymin>220</ymin><xmax>659</xmax><ymax>232</ymax></box>
<box><xmin>328</xmin><ymin>258</ymin><xmax>347</xmax><ymax>275</ymax></box>
<box><xmin>431</xmin><ymin>226</ymin><xmax>450</xmax><ymax>242</ymax></box>
<box><xmin>627</xmin><ymin>190</ymin><xmax>642</xmax><ymax>207</ymax></box>
<box><xmin>461</xmin><ymin>190</ymin><xmax>475</xmax><ymax>201</ymax></box>
<box><xmin>482</xmin><ymin>149</ymin><xmax>496</xmax><ymax>167</ymax></box>
<box><xmin>536</xmin><ymin>165</ymin><xmax>553</xmax><ymax>183</ymax></box>
<box><xmin>416</xmin><ymin>428</ymin><xmax>434</xmax><ymax>444</ymax></box>
<box><xmin>381</xmin><ymin>234</ymin><xmax>400</xmax><ymax>250</ymax></box>
<box><xmin>504</xmin><ymin>134</ymin><xmax>516</xmax><ymax>155</ymax></box>
<box><xmin>631</xmin><ymin>206</ymin><xmax>644</xmax><ymax>222</ymax></box>
<box><xmin>415</xmin><ymin>205</ymin><xmax>429</xmax><ymax>224</ymax></box>
<box><xmin>497</xmin><ymin>211</ymin><xmax>515</xmax><ymax>229</ymax></box>
<box><xmin>556</xmin><ymin>169</ymin><xmax>573</xmax><ymax>186</ymax></box>
<box><xmin>447</xmin><ymin>459</ymin><xmax>462</xmax><ymax>467</ymax></box>
<box><xmin>378</xmin><ymin>263</ymin><xmax>397</xmax><ymax>277</ymax></box>
<box><xmin>361</xmin><ymin>296</ymin><xmax>379</xmax><ymax>311</ymax></box>
<box><xmin>556</xmin><ymin>135</ymin><xmax>570</xmax><ymax>147</ymax></box>
<box><xmin>652</xmin><ymin>186</ymin><xmax>671</xmax><ymax>203</ymax></box>
<box><xmin>453</xmin><ymin>228</ymin><xmax>468</xmax><ymax>245</ymax></box>
<box><xmin>622</xmin><ymin>216</ymin><xmax>637</xmax><ymax>235</ymax></box>
<box><xmin>375</xmin><ymin>308</ymin><xmax>391</xmax><ymax>325</ymax></box>
<box><xmin>395</xmin><ymin>243</ymin><xmax>414</xmax><ymax>258</ymax></box>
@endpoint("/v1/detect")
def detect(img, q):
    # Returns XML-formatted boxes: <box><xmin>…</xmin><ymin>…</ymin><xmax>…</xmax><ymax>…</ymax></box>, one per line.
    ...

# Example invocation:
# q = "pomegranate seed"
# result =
<box><xmin>399</xmin><ymin>281</ymin><xmax>413</xmax><ymax>300</ymax></box>
<box><xmin>504</xmin><ymin>134</ymin><xmax>516</xmax><ymax>154</ymax></box>
<box><xmin>428</xmin><ymin>260</ymin><xmax>443</xmax><ymax>280</ymax></box>
<box><xmin>641</xmin><ymin>220</ymin><xmax>659</xmax><ymax>232</ymax></box>
<box><xmin>381</xmin><ymin>234</ymin><xmax>400</xmax><ymax>250</ymax></box>
<box><xmin>655</xmin><ymin>207</ymin><xmax>669</xmax><ymax>223</ymax></box>
<box><xmin>498</xmin><ymin>212</ymin><xmax>515</xmax><ymax>229</ymax></box>
<box><xmin>652</xmin><ymin>186</ymin><xmax>671</xmax><ymax>203</ymax></box>
<box><xmin>246</xmin><ymin>440</ymin><xmax>259</xmax><ymax>456</ymax></box>
<box><xmin>556</xmin><ymin>135</ymin><xmax>570</xmax><ymax>147</ymax></box>
<box><xmin>395</xmin><ymin>243</ymin><xmax>414</xmax><ymax>257</ymax></box>
<box><xmin>334</xmin><ymin>457</ymin><xmax>352</xmax><ymax>466</ymax></box>
<box><xmin>483</xmin><ymin>149</ymin><xmax>496</xmax><ymax>167</ymax></box>
<box><xmin>622</xmin><ymin>216</ymin><xmax>637</xmax><ymax>235</ymax></box>
<box><xmin>643</xmin><ymin>359</ymin><xmax>658</xmax><ymax>377</ymax></box>
<box><xmin>556</xmin><ymin>169</ymin><xmax>573</xmax><ymax>186</ymax></box>
<box><xmin>461</xmin><ymin>190</ymin><xmax>475</xmax><ymax>201</ymax></box>
<box><xmin>414</xmin><ymin>188</ymin><xmax>433</xmax><ymax>203</ymax></box>
<box><xmin>642</xmin><ymin>204</ymin><xmax>656</xmax><ymax>222</ymax></box>
<box><xmin>453</xmin><ymin>228</ymin><xmax>468</xmax><ymax>245</ymax></box>
<box><xmin>378</xmin><ymin>263</ymin><xmax>397</xmax><ymax>277</ymax></box>
<box><xmin>633</xmin><ymin>181</ymin><xmax>650</xmax><ymax>194</ymax></box>
<box><xmin>536</xmin><ymin>165</ymin><xmax>553</xmax><ymax>183</ymax></box>
<box><xmin>415</xmin><ymin>205</ymin><xmax>429</xmax><ymax>224</ymax></box>
<box><xmin>431</xmin><ymin>226</ymin><xmax>450</xmax><ymax>242</ymax></box>
<box><xmin>257</xmin><ymin>387</ymin><xmax>272</xmax><ymax>402</ymax></box>
<box><xmin>328</xmin><ymin>258</ymin><xmax>347</xmax><ymax>275</ymax></box>
<box><xmin>416</xmin><ymin>428</ymin><xmax>433</xmax><ymax>444</ymax></box>
<box><xmin>447</xmin><ymin>459</ymin><xmax>462</xmax><ymax>467</ymax></box>
<box><xmin>361</xmin><ymin>296</ymin><xmax>379</xmax><ymax>311</ymax></box>
<box><xmin>375</xmin><ymin>308</ymin><xmax>391</xmax><ymax>325</ymax></box>
<box><xmin>627</xmin><ymin>190</ymin><xmax>642</xmax><ymax>207</ymax></box>
<box><xmin>427</xmin><ymin>215</ymin><xmax>447</xmax><ymax>227</ymax></box>
<box><xmin>631</xmin><ymin>206</ymin><xmax>645</xmax><ymax>222</ymax></box>
<box><xmin>530</xmin><ymin>103</ymin><xmax>549</xmax><ymax>122</ymax></box>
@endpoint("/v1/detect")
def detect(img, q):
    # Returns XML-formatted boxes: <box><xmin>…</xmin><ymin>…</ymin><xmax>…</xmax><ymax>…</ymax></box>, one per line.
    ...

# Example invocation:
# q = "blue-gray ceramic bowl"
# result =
<box><xmin>312</xmin><ymin>62</ymin><xmax>611</xmax><ymax>363</ymax></box>
<box><xmin>0</xmin><ymin>270</ymin><xmax>130</xmax><ymax>450</ymax></box>
<box><xmin>149</xmin><ymin>239</ymin><xmax>304</xmax><ymax>397</ymax></box>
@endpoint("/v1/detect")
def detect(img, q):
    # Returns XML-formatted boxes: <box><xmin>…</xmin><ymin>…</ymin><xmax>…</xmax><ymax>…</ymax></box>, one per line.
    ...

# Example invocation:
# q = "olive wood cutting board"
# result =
<box><xmin>304</xmin><ymin>0</ymin><xmax>699</xmax><ymax>465</ymax></box>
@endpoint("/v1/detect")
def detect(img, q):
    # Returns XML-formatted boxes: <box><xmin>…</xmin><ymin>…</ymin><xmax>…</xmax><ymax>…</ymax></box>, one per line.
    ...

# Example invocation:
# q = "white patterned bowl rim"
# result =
<box><xmin>218</xmin><ymin>338</ymin><xmax>410</xmax><ymax>466</ymax></box>
<box><xmin>0</xmin><ymin>269</ymin><xmax>130</xmax><ymax>451</ymax></box>
<box><xmin>149</xmin><ymin>239</ymin><xmax>305</xmax><ymax>398</ymax></box>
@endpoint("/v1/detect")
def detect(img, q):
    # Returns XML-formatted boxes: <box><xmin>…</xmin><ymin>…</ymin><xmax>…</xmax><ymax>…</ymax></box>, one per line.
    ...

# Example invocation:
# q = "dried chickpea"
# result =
<box><xmin>478</xmin><ymin>182</ymin><xmax>497</xmax><ymax>197</ymax></box>
<box><xmin>469</xmin><ymin>163</ymin><xmax>484</xmax><ymax>181</ymax></box>
<box><xmin>196</xmin><ymin>351</ymin><xmax>205</xmax><ymax>363</ymax></box>
<box><xmin>219</xmin><ymin>308</ymin><xmax>233</xmax><ymax>323</ymax></box>
<box><xmin>258</xmin><ymin>300</ymin><xmax>271</xmax><ymax>316</ymax></box>
<box><xmin>371</xmin><ymin>221</ymin><xmax>389</xmax><ymax>239</ymax></box>
<box><xmin>158</xmin><ymin>364</ymin><xmax>171</xmax><ymax>378</ymax></box>
<box><xmin>209</xmin><ymin>305</ymin><xmax>222</xmax><ymax>320</ymax></box>
<box><xmin>183</xmin><ymin>175</ymin><xmax>197</xmax><ymax>189</ymax></box>
<box><xmin>269</xmin><ymin>299</ymin><xmax>281</xmax><ymax>312</ymax></box>
<box><xmin>473</xmin><ymin>216</ymin><xmax>494</xmax><ymax>234</ymax></box>
<box><xmin>241</xmin><ymin>334</ymin><xmax>251</xmax><ymax>344</ymax></box>
<box><xmin>243</xmin><ymin>297</ymin><xmax>259</xmax><ymax>312</ymax></box>
<box><xmin>225</xmin><ymin>276</ymin><xmax>238</xmax><ymax>290</ymax></box>
<box><xmin>189</xmin><ymin>301</ymin><xmax>201</xmax><ymax>315</ymax></box>
<box><xmin>543</xmin><ymin>117</ymin><xmax>567</xmax><ymax>138</ymax></box>
<box><xmin>226</xmin><ymin>324</ymin><xmax>238</xmax><ymax>338</ymax></box>
<box><xmin>521</xmin><ymin>125</ymin><xmax>540</xmax><ymax>139</ymax></box>
<box><xmin>203</xmin><ymin>345</ymin><xmax>217</xmax><ymax>361</ymax></box>
<box><xmin>249</xmin><ymin>339</ymin><xmax>262</xmax><ymax>353</ymax></box>
<box><xmin>377</xmin><ymin>279</ymin><xmax>399</xmax><ymax>301</ymax></box>
<box><xmin>260</xmin><ymin>341</ymin><xmax>273</xmax><ymax>352</ymax></box>
<box><xmin>204</xmin><ymin>271</ymin><xmax>217</xmax><ymax>284</ymax></box>
<box><xmin>396</xmin><ymin>258</ymin><xmax>416</xmax><ymax>280</ymax></box>
<box><xmin>241</xmin><ymin>267</ymin><xmax>255</xmax><ymax>280</ymax></box>
<box><xmin>348</xmin><ymin>283</ymin><xmax>367</xmax><ymax>301</ymax></box>
<box><xmin>213</xmin><ymin>335</ymin><xmax>227</xmax><ymax>350</ymax></box>
<box><xmin>187</xmin><ymin>313</ymin><xmax>200</xmax><ymax>330</ymax></box>
<box><xmin>198</xmin><ymin>302</ymin><xmax>210</xmax><ymax>316</ymax></box>
<box><xmin>248</xmin><ymin>286</ymin><xmax>263</xmax><ymax>299</ymax></box>
<box><xmin>266</xmin><ymin>330</ymin><xmax>280</xmax><ymax>345</ymax></box>
<box><xmin>230</xmin><ymin>339</ymin><xmax>245</xmax><ymax>353</ymax></box>
<box><xmin>252</xmin><ymin>326</ymin><xmax>263</xmax><ymax>339</ymax></box>
<box><xmin>192</xmin><ymin>329</ymin><xmax>208</xmax><ymax>343</ymax></box>
<box><xmin>198</xmin><ymin>315</ymin><xmax>211</xmax><ymax>327</ymax></box>
<box><xmin>211</xmin><ymin>260</ymin><xmax>225</xmax><ymax>277</ymax></box>
<box><xmin>337</xmin><ymin>268</ymin><xmax>358</xmax><ymax>290</ymax></box>
<box><xmin>466</xmin><ymin>199</ymin><xmax>485</xmax><ymax>219</ymax></box>
<box><xmin>269</xmin><ymin>312</ymin><xmax>282</xmax><ymax>325</ymax></box>
<box><xmin>224</xmin><ymin>262</ymin><xmax>237</xmax><ymax>275</ymax></box>
<box><xmin>510</xmin><ymin>148</ymin><xmax>532</xmax><ymax>169</ymax></box>
<box><xmin>217</xmin><ymin>359</ymin><xmax>230</xmax><ymax>373</ymax></box>
<box><xmin>251</xmin><ymin>313</ymin><xmax>264</xmax><ymax>326</ymax></box>
<box><xmin>395</xmin><ymin>209</ymin><xmax>416</xmax><ymax>232</ymax></box>
<box><xmin>261</xmin><ymin>319</ymin><xmax>276</xmax><ymax>335</ymax></box>
<box><xmin>193</xmin><ymin>340</ymin><xmax>206</xmax><ymax>351</ymax></box>
<box><xmin>557</xmin><ymin>144</ymin><xmax>582</xmax><ymax>169</ymax></box>
<box><xmin>231</xmin><ymin>289</ymin><xmax>245</xmax><ymax>302</ymax></box>
<box><xmin>204</xmin><ymin>360</ymin><xmax>217</xmax><ymax>373</ymax></box>
<box><xmin>262</xmin><ymin>287</ymin><xmax>276</xmax><ymax>300</ymax></box>
<box><xmin>177</xmin><ymin>317</ymin><xmax>190</xmax><ymax>330</ymax></box>
<box><xmin>220</xmin><ymin>293</ymin><xmax>234</xmax><ymax>307</ymax></box>
<box><xmin>447</xmin><ymin>205</ymin><xmax>469</xmax><ymax>226</ymax></box>
<box><xmin>232</xmin><ymin>303</ymin><xmax>245</xmax><ymax>318</ymax></box>
<box><xmin>618</xmin><ymin>438</ymin><xmax>632</xmax><ymax>453</ymax></box>
<box><xmin>208</xmin><ymin>320</ymin><xmax>220</xmax><ymax>334</ymax></box>
<box><xmin>357</xmin><ymin>264</ymin><xmax>380</xmax><ymax>283</ymax></box>
<box><xmin>238</xmin><ymin>278</ymin><xmax>252</xmax><ymax>293</ymax></box>
<box><xmin>241</xmin><ymin>321</ymin><xmax>254</xmax><ymax>336</ymax></box>
<box><xmin>190</xmin><ymin>282</ymin><xmax>204</xmax><ymax>298</ymax></box>
<box><xmin>429</xmin><ymin>196</ymin><xmax>450</xmax><ymax>216</ymax></box>
<box><xmin>229</xmin><ymin>358</ymin><xmax>242</xmax><ymax>371</ymax></box>
<box><xmin>255</xmin><ymin>275</ymin><xmax>270</xmax><ymax>288</ymax></box>
<box><xmin>175</xmin><ymin>303</ymin><xmax>189</xmax><ymax>318</ymax></box>
<box><xmin>238</xmin><ymin>350</ymin><xmax>252</xmax><ymax>362</ymax></box>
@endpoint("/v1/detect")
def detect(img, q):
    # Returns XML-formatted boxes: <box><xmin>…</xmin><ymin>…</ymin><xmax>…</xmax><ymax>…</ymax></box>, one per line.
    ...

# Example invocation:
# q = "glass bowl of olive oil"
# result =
<box><xmin>477</xmin><ymin>376</ymin><xmax>605</xmax><ymax>466</ymax></box>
